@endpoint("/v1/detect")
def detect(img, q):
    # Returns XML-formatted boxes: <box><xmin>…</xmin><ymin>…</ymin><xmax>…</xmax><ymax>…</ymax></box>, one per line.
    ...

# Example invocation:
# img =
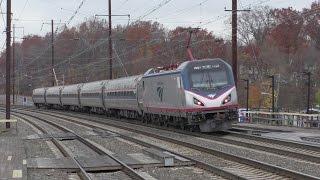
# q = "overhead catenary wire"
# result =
<box><xmin>15</xmin><ymin>0</ymin><xmax>89</xmax><ymax>71</ymax></box>
<box><xmin>18</xmin><ymin>0</ymin><xmax>202</xmax><ymax>71</ymax></box>
<box><xmin>66</xmin><ymin>0</ymin><xmax>86</xmax><ymax>25</ymax></box>
<box><xmin>17</xmin><ymin>0</ymin><xmax>29</xmax><ymax>20</ymax></box>
<box><xmin>0</xmin><ymin>0</ymin><xmax>6</xmax><ymax>28</ymax></box>
<box><xmin>136</xmin><ymin>0</ymin><xmax>174</xmax><ymax>20</ymax></box>
<box><xmin>152</xmin><ymin>0</ymin><xmax>210</xmax><ymax>22</ymax></box>
<box><xmin>14</xmin><ymin>0</ymin><xmax>274</xmax><ymax>83</ymax></box>
<box><xmin>1</xmin><ymin>0</ymin><xmax>318</xmax><ymax>88</ymax></box>
<box><xmin>16</xmin><ymin>37</ymin><xmax>215</xmax><ymax>82</ymax></box>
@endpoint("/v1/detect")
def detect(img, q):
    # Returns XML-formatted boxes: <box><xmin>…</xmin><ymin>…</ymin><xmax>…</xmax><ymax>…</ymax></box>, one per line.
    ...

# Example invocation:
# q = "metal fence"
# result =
<box><xmin>244</xmin><ymin>111</ymin><xmax>320</xmax><ymax>128</ymax></box>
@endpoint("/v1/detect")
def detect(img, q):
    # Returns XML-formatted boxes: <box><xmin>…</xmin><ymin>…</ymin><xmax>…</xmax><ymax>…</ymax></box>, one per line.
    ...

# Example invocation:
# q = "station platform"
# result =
<box><xmin>234</xmin><ymin>123</ymin><xmax>320</xmax><ymax>144</ymax></box>
<box><xmin>0</xmin><ymin>124</ymin><xmax>27</xmax><ymax>179</ymax></box>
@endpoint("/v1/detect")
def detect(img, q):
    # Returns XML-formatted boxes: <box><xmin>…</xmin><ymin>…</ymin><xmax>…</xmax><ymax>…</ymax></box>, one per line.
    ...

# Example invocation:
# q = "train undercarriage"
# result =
<box><xmin>38</xmin><ymin>104</ymin><xmax>237</xmax><ymax>132</ymax></box>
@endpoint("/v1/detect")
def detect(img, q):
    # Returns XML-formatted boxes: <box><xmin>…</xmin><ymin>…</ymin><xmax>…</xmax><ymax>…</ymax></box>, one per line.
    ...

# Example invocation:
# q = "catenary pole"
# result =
<box><xmin>232</xmin><ymin>0</ymin><xmax>238</xmax><ymax>87</ymax></box>
<box><xmin>6</xmin><ymin>0</ymin><xmax>12</xmax><ymax>128</ymax></box>
<box><xmin>51</xmin><ymin>19</ymin><xmax>55</xmax><ymax>86</ymax></box>
<box><xmin>305</xmin><ymin>72</ymin><xmax>311</xmax><ymax>114</ymax></box>
<box><xmin>272</xmin><ymin>76</ymin><xmax>275</xmax><ymax>114</ymax></box>
<box><xmin>12</xmin><ymin>24</ymin><xmax>15</xmax><ymax>104</ymax></box>
<box><xmin>245</xmin><ymin>79</ymin><xmax>249</xmax><ymax>113</ymax></box>
<box><xmin>225</xmin><ymin>0</ymin><xmax>250</xmax><ymax>87</ymax></box>
<box><xmin>108</xmin><ymin>0</ymin><xmax>113</xmax><ymax>79</ymax></box>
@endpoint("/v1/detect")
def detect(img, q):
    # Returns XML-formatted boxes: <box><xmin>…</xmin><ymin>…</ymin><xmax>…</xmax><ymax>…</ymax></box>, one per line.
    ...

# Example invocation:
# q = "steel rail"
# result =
<box><xmin>9</xmin><ymin>105</ymin><xmax>320</xmax><ymax>153</ymax></box>
<box><xmin>11</xmin><ymin>105</ymin><xmax>320</xmax><ymax>152</ymax></box>
<box><xmin>227</xmin><ymin>129</ymin><xmax>320</xmax><ymax>152</ymax></box>
<box><xmin>7</xmin><ymin>107</ymin><xmax>247</xmax><ymax>180</ymax></box>
<box><xmin>9</xmin><ymin>112</ymin><xmax>92</xmax><ymax>180</ymax></box>
<box><xmin>14</xmin><ymin>106</ymin><xmax>320</xmax><ymax>163</ymax></box>
<box><xmin>12</xmin><ymin>108</ymin><xmax>320</xmax><ymax>180</ymax></box>
<box><xmin>8</xmin><ymin>110</ymin><xmax>146</xmax><ymax>180</ymax></box>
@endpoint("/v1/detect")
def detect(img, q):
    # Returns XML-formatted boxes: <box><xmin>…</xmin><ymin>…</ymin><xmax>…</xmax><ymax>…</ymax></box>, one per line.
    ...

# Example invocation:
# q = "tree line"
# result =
<box><xmin>0</xmin><ymin>2</ymin><xmax>319</xmax><ymax>111</ymax></box>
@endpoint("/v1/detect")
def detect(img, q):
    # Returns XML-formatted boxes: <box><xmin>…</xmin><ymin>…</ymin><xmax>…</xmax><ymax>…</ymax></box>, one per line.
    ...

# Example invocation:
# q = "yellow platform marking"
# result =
<box><xmin>7</xmin><ymin>156</ymin><xmax>12</xmax><ymax>161</ymax></box>
<box><xmin>12</xmin><ymin>170</ymin><xmax>22</xmax><ymax>178</ymax></box>
<box><xmin>23</xmin><ymin>159</ymin><xmax>27</xmax><ymax>165</ymax></box>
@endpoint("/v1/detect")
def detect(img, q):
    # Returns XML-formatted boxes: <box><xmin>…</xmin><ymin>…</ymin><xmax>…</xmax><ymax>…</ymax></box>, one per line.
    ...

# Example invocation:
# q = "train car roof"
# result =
<box><xmin>105</xmin><ymin>75</ymin><xmax>142</xmax><ymax>90</ymax></box>
<box><xmin>81</xmin><ymin>80</ymin><xmax>108</xmax><ymax>91</ymax></box>
<box><xmin>62</xmin><ymin>83</ymin><xmax>83</xmax><ymax>93</ymax></box>
<box><xmin>33</xmin><ymin>87</ymin><xmax>46</xmax><ymax>94</ymax></box>
<box><xmin>142</xmin><ymin>58</ymin><xmax>230</xmax><ymax>79</ymax></box>
<box><xmin>46</xmin><ymin>86</ymin><xmax>64</xmax><ymax>94</ymax></box>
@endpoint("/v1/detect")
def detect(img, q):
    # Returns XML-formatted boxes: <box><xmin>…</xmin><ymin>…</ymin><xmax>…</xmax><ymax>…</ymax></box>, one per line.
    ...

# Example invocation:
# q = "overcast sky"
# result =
<box><xmin>0</xmin><ymin>0</ymin><xmax>317</xmax><ymax>49</ymax></box>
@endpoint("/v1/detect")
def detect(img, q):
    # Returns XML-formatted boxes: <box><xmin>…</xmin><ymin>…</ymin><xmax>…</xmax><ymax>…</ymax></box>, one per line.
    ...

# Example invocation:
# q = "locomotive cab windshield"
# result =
<box><xmin>185</xmin><ymin>59</ymin><xmax>235</xmax><ymax>94</ymax></box>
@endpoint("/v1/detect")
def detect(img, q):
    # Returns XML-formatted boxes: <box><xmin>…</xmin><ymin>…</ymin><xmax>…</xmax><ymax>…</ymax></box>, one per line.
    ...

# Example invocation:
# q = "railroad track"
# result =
<box><xmin>1</xmin><ymin>108</ymin><xmax>246</xmax><ymax>180</ymax></box>
<box><xmin>4</xmin><ymin>111</ymin><xmax>146</xmax><ymax>180</ymax></box>
<box><xmin>12</xmin><ymin>106</ymin><xmax>320</xmax><ymax>163</ymax></box>
<box><xmin>8</xmin><ymin>112</ymin><xmax>92</xmax><ymax>179</ymax></box>
<box><xmin>8</xmin><ymin>107</ymin><xmax>320</xmax><ymax>179</ymax></box>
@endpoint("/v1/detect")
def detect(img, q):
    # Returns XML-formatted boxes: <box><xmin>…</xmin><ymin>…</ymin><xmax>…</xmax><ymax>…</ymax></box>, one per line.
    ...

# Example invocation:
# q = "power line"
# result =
<box><xmin>153</xmin><ymin>0</ymin><xmax>210</xmax><ymax>22</ymax></box>
<box><xmin>15</xmin><ymin>0</ymin><xmax>273</xmax><ymax>81</ymax></box>
<box><xmin>16</xmin><ymin>0</ymin><xmax>199</xmax><ymax>71</ymax></box>
<box><xmin>20</xmin><ymin>36</ymin><xmax>196</xmax><ymax>79</ymax></box>
<box><xmin>14</xmin><ymin>33</ymin><xmax>234</xmax><ymax>83</ymax></box>
<box><xmin>16</xmin><ymin>1</ymin><xmax>89</xmax><ymax>70</ymax></box>
<box><xmin>66</xmin><ymin>0</ymin><xmax>86</xmax><ymax>25</ymax></box>
<box><xmin>0</xmin><ymin>0</ymin><xmax>6</xmax><ymax>28</ymax></box>
<box><xmin>115</xmin><ymin>0</ymin><xmax>130</xmax><ymax>12</ymax></box>
<box><xmin>17</xmin><ymin>0</ymin><xmax>29</xmax><ymax>20</ymax></box>
<box><xmin>137</xmin><ymin>0</ymin><xmax>174</xmax><ymax>20</ymax></box>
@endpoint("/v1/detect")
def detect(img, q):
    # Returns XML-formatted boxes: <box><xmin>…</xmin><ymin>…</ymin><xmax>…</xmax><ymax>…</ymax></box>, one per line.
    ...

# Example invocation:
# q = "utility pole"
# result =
<box><xmin>42</xmin><ymin>20</ymin><xmax>64</xmax><ymax>86</ymax></box>
<box><xmin>231</xmin><ymin>0</ymin><xmax>237</xmax><ymax>86</ymax></box>
<box><xmin>108</xmin><ymin>0</ymin><xmax>112</xmax><ymax>80</ymax></box>
<box><xmin>14</xmin><ymin>26</ymin><xmax>24</xmax><ymax>101</ymax></box>
<box><xmin>225</xmin><ymin>0</ymin><xmax>250</xmax><ymax>87</ymax></box>
<box><xmin>268</xmin><ymin>75</ymin><xmax>275</xmax><ymax>117</ymax></box>
<box><xmin>243</xmin><ymin>79</ymin><xmax>249</xmax><ymax>116</ymax></box>
<box><xmin>12</xmin><ymin>24</ymin><xmax>15</xmax><ymax>105</ymax></box>
<box><xmin>304</xmin><ymin>72</ymin><xmax>311</xmax><ymax>114</ymax></box>
<box><xmin>95</xmin><ymin>3</ymin><xmax>129</xmax><ymax>80</ymax></box>
<box><xmin>51</xmin><ymin>19</ymin><xmax>55</xmax><ymax>86</ymax></box>
<box><xmin>6</xmin><ymin>0</ymin><xmax>12</xmax><ymax>128</ymax></box>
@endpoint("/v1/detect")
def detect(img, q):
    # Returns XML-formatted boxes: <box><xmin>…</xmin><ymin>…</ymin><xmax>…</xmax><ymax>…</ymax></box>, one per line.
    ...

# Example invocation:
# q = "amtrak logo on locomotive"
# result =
<box><xmin>157</xmin><ymin>87</ymin><xmax>164</xmax><ymax>102</ymax></box>
<box><xmin>156</xmin><ymin>82</ymin><xmax>164</xmax><ymax>102</ymax></box>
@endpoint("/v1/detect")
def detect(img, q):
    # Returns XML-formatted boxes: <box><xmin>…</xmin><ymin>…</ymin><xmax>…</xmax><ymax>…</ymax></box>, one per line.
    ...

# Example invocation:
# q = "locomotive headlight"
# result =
<box><xmin>193</xmin><ymin>97</ymin><xmax>204</xmax><ymax>106</ymax></box>
<box><xmin>222</xmin><ymin>94</ymin><xmax>231</xmax><ymax>104</ymax></box>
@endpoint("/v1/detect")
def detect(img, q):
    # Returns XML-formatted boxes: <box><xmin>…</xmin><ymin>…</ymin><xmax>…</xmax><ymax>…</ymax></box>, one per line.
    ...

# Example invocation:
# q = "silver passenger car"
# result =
<box><xmin>104</xmin><ymin>75</ymin><xmax>142</xmax><ymax>113</ymax></box>
<box><xmin>46</xmin><ymin>86</ymin><xmax>64</xmax><ymax>106</ymax></box>
<box><xmin>80</xmin><ymin>80</ymin><xmax>107</xmax><ymax>112</ymax></box>
<box><xmin>32</xmin><ymin>87</ymin><xmax>47</xmax><ymax>106</ymax></box>
<box><xmin>61</xmin><ymin>83</ymin><xmax>83</xmax><ymax>109</ymax></box>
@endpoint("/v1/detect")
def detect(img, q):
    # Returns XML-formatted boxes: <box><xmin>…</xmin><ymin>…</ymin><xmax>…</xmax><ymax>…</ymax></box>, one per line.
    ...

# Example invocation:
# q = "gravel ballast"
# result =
<box><xmin>138</xmin><ymin>167</ymin><xmax>226</xmax><ymax>180</ymax></box>
<box><xmin>20</xmin><ymin>109</ymin><xmax>320</xmax><ymax>178</ymax></box>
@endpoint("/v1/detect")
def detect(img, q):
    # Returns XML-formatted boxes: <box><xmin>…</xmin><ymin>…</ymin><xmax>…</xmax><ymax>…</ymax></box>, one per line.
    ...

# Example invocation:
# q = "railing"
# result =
<box><xmin>243</xmin><ymin>111</ymin><xmax>320</xmax><ymax>129</ymax></box>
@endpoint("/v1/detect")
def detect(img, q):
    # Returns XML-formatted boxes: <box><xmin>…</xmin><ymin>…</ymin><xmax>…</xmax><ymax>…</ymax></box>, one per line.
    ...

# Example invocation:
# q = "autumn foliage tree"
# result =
<box><xmin>1</xmin><ymin>2</ymin><xmax>319</xmax><ymax>111</ymax></box>
<box><xmin>270</xmin><ymin>8</ymin><xmax>304</xmax><ymax>55</ymax></box>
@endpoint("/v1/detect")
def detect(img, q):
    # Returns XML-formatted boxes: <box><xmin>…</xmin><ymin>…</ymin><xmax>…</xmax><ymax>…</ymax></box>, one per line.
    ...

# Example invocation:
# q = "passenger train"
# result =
<box><xmin>32</xmin><ymin>58</ymin><xmax>238</xmax><ymax>132</ymax></box>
